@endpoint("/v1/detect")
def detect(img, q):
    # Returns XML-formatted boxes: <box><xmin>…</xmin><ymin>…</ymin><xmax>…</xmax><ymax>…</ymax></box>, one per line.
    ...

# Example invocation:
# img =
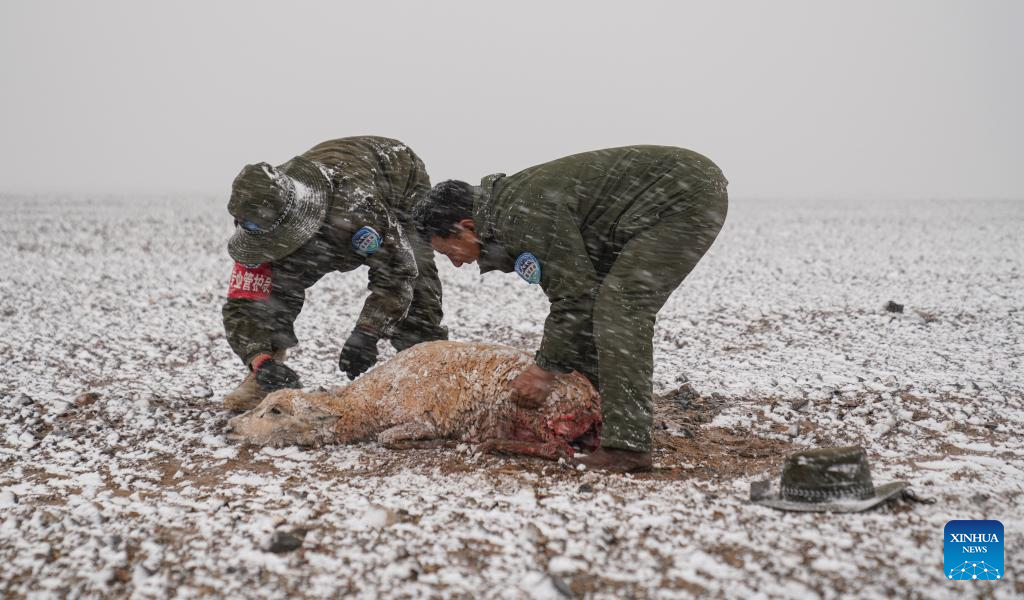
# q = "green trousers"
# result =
<box><xmin>572</xmin><ymin>189</ymin><xmax>728</xmax><ymax>452</ymax></box>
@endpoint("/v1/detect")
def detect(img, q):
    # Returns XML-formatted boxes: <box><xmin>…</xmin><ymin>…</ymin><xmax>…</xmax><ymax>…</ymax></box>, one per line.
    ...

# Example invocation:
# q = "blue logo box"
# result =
<box><xmin>944</xmin><ymin>520</ymin><xmax>1004</xmax><ymax>581</ymax></box>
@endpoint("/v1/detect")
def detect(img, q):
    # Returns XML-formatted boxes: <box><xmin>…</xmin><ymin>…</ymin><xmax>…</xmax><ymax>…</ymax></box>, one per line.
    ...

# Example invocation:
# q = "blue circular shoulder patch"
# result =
<box><xmin>352</xmin><ymin>226</ymin><xmax>382</xmax><ymax>256</ymax></box>
<box><xmin>514</xmin><ymin>252</ymin><xmax>541</xmax><ymax>284</ymax></box>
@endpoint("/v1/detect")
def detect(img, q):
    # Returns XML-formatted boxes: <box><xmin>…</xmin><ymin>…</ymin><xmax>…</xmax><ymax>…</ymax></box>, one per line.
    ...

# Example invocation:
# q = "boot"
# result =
<box><xmin>223</xmin><ymin>349</ymin><xmax>287</xmax><ymax>412</ymax></box>
<box><xmin>576</xmin><ymin>447</ymin><xmax>653</xmax><ymax>473</ymax></box>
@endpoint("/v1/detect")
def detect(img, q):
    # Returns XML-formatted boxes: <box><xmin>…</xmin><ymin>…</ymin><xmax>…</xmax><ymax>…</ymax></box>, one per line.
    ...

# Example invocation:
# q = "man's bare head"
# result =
<box><xmin>413</xmin><ymin>180</ymin><xmax>482</xmax><ymax>267</ymax></box>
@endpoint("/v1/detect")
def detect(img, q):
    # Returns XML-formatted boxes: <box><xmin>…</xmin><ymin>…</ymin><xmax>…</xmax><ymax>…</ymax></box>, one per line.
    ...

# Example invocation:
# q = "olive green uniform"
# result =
<box><xmin>223</xmin><ymin>136</ymin><xmax>446</xmax><ymax>365</ymax></box>
<box><xmin>473</xmin><ymin>145</ymin><xmax>728</xmax><ymax>452</ymax></box>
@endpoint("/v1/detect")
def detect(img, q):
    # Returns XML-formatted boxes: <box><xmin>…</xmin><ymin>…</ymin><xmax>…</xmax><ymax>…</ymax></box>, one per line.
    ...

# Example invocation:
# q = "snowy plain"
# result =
<box><xmin>0</xmin><ymin>195</ymin><xmax>1021</xmax><ymax>599</ymax></box>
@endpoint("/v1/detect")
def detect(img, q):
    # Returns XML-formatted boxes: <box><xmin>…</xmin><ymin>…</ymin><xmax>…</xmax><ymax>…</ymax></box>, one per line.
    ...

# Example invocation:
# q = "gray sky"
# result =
<box><xmin>1</xmin><ymin>0</ymin><xmax>1021</xmax><ymax>199</ymax></box>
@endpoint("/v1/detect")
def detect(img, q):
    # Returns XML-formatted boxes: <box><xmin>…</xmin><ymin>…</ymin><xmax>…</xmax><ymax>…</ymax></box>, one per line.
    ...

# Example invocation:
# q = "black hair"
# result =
<box><xmin>412</xmin><ymin>179</ymin><xmax>475</xmax><ymax>238</ymax></box>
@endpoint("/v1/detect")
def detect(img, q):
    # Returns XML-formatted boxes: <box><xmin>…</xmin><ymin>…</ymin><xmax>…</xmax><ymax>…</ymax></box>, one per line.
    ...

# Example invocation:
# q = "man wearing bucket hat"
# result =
<box><xmin>222</xmin><ymin>136</ymin><xmax>447</xmax><ymax>411</ymax></box>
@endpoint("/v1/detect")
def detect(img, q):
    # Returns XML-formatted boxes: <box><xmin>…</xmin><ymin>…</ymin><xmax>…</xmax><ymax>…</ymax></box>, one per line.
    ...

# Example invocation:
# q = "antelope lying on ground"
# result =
<box><xmin>226</xmin><ymin>341</ymin><xmax>602</xmax><ymax>460</ymax></box>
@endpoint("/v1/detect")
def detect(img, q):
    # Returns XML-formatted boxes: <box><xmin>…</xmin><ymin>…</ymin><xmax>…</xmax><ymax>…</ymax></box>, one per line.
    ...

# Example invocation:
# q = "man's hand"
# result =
<box><xmin>252</xmin><ymin>357</ymin><xmax>301</xmax><ymax>392</ymax></box>
<box><xmin>509</xmin><ymin>364</ymin><xmax>556</xmax><ymax>408</ymax></box>
<box><xmin>339</xmin><ymin>327</ymin><xmax>380</xmax><ymax>380</ymax></box>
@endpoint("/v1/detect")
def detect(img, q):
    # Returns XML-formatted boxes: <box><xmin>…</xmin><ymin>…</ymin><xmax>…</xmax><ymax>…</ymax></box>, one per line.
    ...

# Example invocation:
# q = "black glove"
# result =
<box><xmin>254</xmin><ymin>360</ymin><xmax>302</xmax><ymax>392</ymax></box>
<box><xmin>339</xmin><ymin>328</ymin><xmax>379</xmax><ymax>380</ymax></box>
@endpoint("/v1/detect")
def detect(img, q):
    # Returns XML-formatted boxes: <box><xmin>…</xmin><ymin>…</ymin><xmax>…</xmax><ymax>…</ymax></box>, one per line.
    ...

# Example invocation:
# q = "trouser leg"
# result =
<box><xmin>593</xmin><ymin>288</ymin><xmax>659</xmax><ymax>451</ymax></box>
<box><xmin>594</xmin><ymin>192</ymin><xmax>728</xmax><ymax>451</ymax></box>
<box><xmin>566</xmin><ymin>322</ymin><xmax>600</xmax><ymax>388</ymax></box>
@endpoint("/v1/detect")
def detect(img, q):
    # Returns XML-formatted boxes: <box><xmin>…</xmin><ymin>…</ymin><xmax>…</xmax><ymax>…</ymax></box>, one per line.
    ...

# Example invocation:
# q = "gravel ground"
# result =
<box><xmin>1</xmin><ymin>195</ymin><xmax>1021</xmax><ymax>599</ymax></box>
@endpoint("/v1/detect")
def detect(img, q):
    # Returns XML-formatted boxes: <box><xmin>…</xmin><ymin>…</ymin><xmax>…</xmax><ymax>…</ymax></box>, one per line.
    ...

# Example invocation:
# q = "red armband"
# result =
<box><xmin>227</xmin><ymin>262</ymin><xmax>272</xmax><ymax>300</ymax></box>
<box><xmin>250</xmin><ymin>353</ymin><xmax>273</xmax><ymax>372</ymax></box>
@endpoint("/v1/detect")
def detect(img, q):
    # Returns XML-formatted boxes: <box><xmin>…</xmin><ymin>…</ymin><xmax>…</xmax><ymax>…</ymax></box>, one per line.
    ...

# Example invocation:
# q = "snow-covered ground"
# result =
<box><xmin>1</xmin><ymin>195</ymin><xmax>1021</xmax><ymax>599</ymax></box>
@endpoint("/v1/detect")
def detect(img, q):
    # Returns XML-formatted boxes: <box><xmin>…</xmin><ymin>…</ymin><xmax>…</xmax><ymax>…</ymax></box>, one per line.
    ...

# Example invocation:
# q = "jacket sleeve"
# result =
<box><xmin>355</xmin><ymin>207</ymin><xmax>418</xmax><ymax>337</ymax></box>
<box><xmin>508</xmin><ymin>202</ymin><xmax>599</xmax><ymax>372</ymax></box>
<box><xmin>389</xmin><ymin>162</ymin><xmax>448</xmax><ymax>349</ymax></box>
<box><xmin>389</xmin><ymin>219</ymin><xmax>448</xmax><ymax>348</ymax></box>
<box><xmin>222</xmin><ymin>260</ymin><xmax>307</xmax><ymax>366</ymax></box>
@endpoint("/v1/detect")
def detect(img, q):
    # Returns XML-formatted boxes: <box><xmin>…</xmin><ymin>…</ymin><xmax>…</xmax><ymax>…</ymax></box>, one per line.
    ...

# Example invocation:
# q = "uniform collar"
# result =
<box><xmin>477</xmin><ymin>239</ymin><xmax>514</xmax><ymax>273</ymax></box>
<box><xmin>471</xmin><ymin>173</ymin><xmax>504</xmax><ymax>240</ymax></box>
<box><xmin>472</xmin><ymin>173</ymin><xmax>514</xmax><ymax>273</ymax></box>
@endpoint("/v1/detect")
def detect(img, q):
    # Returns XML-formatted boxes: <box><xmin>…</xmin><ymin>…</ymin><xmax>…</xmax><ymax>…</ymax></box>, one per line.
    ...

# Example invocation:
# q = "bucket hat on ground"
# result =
<box><xmin>750</xmin><ymin>446</ymin><xmax>909</xmax><ymax>512</ymax></box>
<box><xmin>227</xmin><ymin>156</ymin><xmax>332</xmax><ymax>264</ymax></box>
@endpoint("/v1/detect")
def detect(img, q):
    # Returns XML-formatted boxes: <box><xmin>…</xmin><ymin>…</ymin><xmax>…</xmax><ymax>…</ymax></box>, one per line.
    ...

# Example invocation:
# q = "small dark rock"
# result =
<box><xmin>884</xmin><ymin>301</ymin><xmax>904</xmax><ymax>313</ymax></box>
<box><xmin>668</xmin><ymin>382</ymin><xmax>701</xmax><ymax>408</ymax></box>
<box><xmin>791</xmin><ymin>398</ymin><xmax>810</xmax><ymax>412</ymax></box>
<box><xmin>577</xmin><ymin>484</ymin><xmax>594</xmax><ymax>494</ymax></box>
<box><xmin>17</xmin><ymin>394</ymin><xmax>34</xmax><ymax>406</ymax></box>
<box><xmin>970</xmin><ymin>493</ymin><xmax>990</xmax><ymax>505</ymax></box>
<box><xmin>266</xmin><ymin>528</ymin><xmax>307</xmax><ymax>553</ymax></box>
<box><xmin>75</xmin><ymin>392</ymin><xmax>100</xmax><ymax>407</ymax></box>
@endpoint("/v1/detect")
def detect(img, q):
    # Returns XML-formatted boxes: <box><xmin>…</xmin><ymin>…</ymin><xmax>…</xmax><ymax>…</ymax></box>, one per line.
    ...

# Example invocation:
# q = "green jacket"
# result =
<box><xmin>472</xmin><ymin>145</ymin><xmax>727</xmax><ymax>372</ymax></box>
<box><xmin>223</xmin><ymin>136</ymin><xmax>442</xmax><ymax>364</ymax></box>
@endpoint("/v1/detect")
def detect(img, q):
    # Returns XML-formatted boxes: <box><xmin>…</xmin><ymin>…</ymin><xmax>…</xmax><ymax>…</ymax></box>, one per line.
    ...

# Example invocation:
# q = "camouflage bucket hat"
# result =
<box><xmin>750</xmin><ymin>446</ymin><xmax>908</xmax><ymax>513</ymax></box>
<box><xmin>227</xmin><ymin>156</ymin><xmax>331</xmax><ymax>264</ymax></box>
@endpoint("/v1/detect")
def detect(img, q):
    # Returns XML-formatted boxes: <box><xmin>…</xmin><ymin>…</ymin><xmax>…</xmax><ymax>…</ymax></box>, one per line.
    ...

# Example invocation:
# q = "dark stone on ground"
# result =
<box><xmin>668</xmin><ymin>382</ymin><xmax>701</xmax><ymax>408</ymax></box>
<box><xmin>266</xmin><ymin>528</ymin><xmax>307</xmax><ymax>553</ymax></box>
<box><xmin>577</xmin><ymin>484</ymin><xmax>594</xmax><ymax>494</ymax></box>
<box><xmin>884</xmin><ymin>301</ymin><xmax>904</xmax><ymax>313</ymax></box>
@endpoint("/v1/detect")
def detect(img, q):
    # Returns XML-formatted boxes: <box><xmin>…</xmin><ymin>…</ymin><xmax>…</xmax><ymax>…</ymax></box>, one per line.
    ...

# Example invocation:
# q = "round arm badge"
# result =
<box><xmin>352</xmin><ymin>226</ymin><xmax>382</xmax><ymax>257</ymax></box>
<box><xmin>515</xmin><ymin>252</ymin><xmax>542</xmax><ymax>284</ymax></box>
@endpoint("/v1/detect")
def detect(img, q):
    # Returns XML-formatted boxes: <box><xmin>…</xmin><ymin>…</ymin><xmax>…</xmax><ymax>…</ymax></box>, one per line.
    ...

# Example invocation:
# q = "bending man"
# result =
<box><xmin>412</xmin><ymin>145</ymin><xmax>727</xmax><ymax>472</ymax></box>
<box><xmin>222</xmin><ymin>136</ymin><xmax>447</xmax><ymax>411</ymax></box>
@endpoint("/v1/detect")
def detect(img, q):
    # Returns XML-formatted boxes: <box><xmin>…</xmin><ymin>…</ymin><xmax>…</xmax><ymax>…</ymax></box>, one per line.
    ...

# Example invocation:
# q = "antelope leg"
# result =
<box><xmin>378</xmin><ymin>421</ymin><xmax>444</xmax><ymax>450</ymax></box>
<box><xmin>477</xmin><ymin>439</ymin><xmax>574</xmax><ymax>461</ymax></box>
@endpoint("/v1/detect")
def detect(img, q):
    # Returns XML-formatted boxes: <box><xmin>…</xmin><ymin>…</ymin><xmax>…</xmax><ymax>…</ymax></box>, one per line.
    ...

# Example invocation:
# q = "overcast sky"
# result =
<box><xmin>1</xmin><ymin>0</ymin><xmax>1021</xmax><ymax>199</ymax></box>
